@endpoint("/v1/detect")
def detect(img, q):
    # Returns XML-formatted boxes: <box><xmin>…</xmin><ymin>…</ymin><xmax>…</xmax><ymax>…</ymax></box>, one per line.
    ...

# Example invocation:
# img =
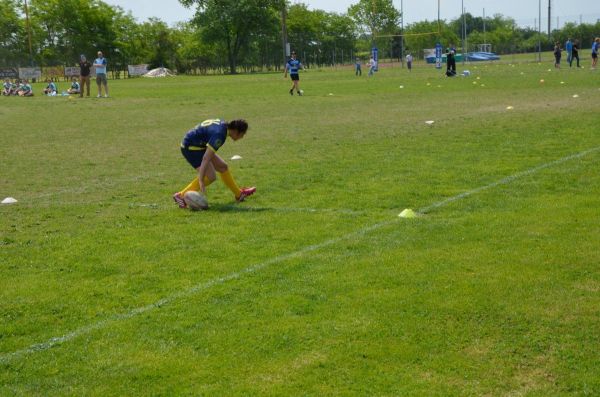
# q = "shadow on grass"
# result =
<box><xmin>208</xmin><ymin>204</ymin><xmax>272</xmax><ymax>213</ymax></box>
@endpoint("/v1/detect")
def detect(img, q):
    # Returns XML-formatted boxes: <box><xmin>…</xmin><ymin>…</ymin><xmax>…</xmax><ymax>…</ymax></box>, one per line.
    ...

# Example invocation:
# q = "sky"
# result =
<box><xmin>103</xmin><ymin>0</ymin><xmax>599</xmax><ymax>28</ymax></box>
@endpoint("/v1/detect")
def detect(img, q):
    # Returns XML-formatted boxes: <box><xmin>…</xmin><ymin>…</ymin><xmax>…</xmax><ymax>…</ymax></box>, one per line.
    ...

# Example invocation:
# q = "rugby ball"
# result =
<box><xmin>183</xmin><ymin>191</ymin><xmax>208</xmax><ymax>210</ymax></box>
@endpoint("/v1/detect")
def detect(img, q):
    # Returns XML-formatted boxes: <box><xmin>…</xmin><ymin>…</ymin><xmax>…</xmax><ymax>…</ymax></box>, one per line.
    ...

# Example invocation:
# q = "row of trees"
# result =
<box><xmin>1</xmin><ymin>0</ymin><xmax>599</xmax><ymax>74</ymax></box>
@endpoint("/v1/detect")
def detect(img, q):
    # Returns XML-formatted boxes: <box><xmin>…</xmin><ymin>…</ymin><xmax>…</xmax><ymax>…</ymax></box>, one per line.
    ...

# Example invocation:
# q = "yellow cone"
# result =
<box><xmin>399</xmin><ymin>209</ymin><xmax>417</xmax><ymax>218</ymax></box>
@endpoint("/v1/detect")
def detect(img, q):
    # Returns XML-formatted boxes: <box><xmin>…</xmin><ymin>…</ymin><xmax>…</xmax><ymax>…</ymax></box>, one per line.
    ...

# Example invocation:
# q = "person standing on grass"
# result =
<box><xmin>94</xmin><ymin>51</ymin><xmax>109</xmax><ymax>97</ymax></box>
<box><xmin>554</xmin><ymin>42</ymin><xmax>562</xmax><ymax>69</ymax></box>
<box><xmin>565</xmin><ymin>38</ymin><xmax>573</xmax><ymax>65</ymax></box>
<box><xmin>284</xmin><ymin>51</ymin><xmax>305</xmax><ymax>96</ymax></box>
<box><xmin>79</xmin><ymin>54</ymin><xmax>91</xmax><ymax>97</ymax></box>
<box><xmin>570</xmin><ymin>40</ymin><xmax>580</xmax><ymax>68</ymax></box>
<box><xmin>355</xmin><ymin>57</ymin><xmax>362</xmax><ymax>76</ymax></box>
<box><xmin>173</xmin><ymin>118</ymin><xmax>256</xmax><ymax>209</ymax></box>
<box><xmin>592</xmin><ymin>38</ymin><xmax>599</xmax><ymax>69</ymax></box>
<box><xmin>406</xmin><ymin>53</ymin><xmax>413</xmax><ymax>71</ymax></box>
<box><xmin>446</xmin><ymin>46</ymin><xmax>457</xmax><ymax>77</ymax></box>
<box><xmin>368</xmin><ymin>56</ymin><xmax>377</xmax><ymax>77</ymax></box>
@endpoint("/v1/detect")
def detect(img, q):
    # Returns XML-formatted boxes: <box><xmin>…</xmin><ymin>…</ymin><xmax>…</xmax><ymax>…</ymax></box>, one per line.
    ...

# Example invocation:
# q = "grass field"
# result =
<box><xmin>1</xmin><ymin>60</ymin><xmax>600</xmax><ymax>396</ymax></box>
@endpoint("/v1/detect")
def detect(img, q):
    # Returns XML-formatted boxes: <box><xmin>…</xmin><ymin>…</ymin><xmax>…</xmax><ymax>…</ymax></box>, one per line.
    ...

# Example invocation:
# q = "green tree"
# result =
<box><xmin>28</xmin><ymin>0</ymin><xmax>124</xmax><ymax>66</ymax></box>
<box><xmin>287</xmin><ymin>4</ymin><xmax>356</xmax><ymax>66</ymax></box>
<box><xmin>179</xmin><ymin>0</ymin><xmax>283</xmax><ymax>74</ymax></box>
<box><xmin>0</xmin><ymin>0</ymin><xmax>26</xmax><ymax>66</ymax></box>
<box><xmin>348</xmin><ymin>0</ymin><xmax>400</xmax><ymax>49</ymax></box>
<box><xmin>404</xmin><ymin>20</ymin><xmax>457</xmax><ymax>59</ymax></box>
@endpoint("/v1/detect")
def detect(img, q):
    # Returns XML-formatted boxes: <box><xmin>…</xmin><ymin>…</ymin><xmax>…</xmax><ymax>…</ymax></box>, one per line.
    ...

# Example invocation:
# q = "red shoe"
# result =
<box><xmin>172</xmin><ymin>192</ymin><xmax>187</xmax><ymax>208</ymax></box>
<box><xmin>237</xmin><ymin>187</ymin><xmax>256</xmax><ymax>202</ymax></box>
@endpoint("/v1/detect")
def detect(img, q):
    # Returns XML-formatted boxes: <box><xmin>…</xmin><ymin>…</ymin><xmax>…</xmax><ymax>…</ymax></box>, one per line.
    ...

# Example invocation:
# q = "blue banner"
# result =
<box><xmin>435</xmin><ymin>43</ymin><xmax>443</xmax><ymax>69</ymax></box>
<box><xmin>372</xmin><ymin>47</ymin><xmax>379</xmax><ymax>71</ymax></box>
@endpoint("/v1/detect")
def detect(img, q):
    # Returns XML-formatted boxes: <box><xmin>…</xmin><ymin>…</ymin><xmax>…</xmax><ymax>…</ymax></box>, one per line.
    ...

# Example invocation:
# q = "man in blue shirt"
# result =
<box><xmin>592</xmin><ymin>37</ymin><xmax>599</xmax><ymax>70</ymax></box>
<box><xmin>94</xmin><ymin>51</ymin><xmax>109</xmax><ymax>98</ymax></box>
<box><xmin>565</xmin><ymin>38</ymin><xmax>573</xmax><ymax>65</ymax></box>
<box><xmin>173</xmin><ymin>118</ymin><xmax>256</xmax><ymax>209</ymax></box>
<box><xmin>284</xmin><ymin>51</ymin><xmax>305</xmax><ymax>96</ymax></box>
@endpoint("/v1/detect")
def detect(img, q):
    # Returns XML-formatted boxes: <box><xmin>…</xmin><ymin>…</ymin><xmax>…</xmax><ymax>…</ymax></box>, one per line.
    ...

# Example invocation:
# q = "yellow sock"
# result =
<box><xmin>219</xmin><ymin>169</ymin><xmax>241</xmax><ymax>198</ymax></box>
<box><xmin>179</xmin><ymin>176</ymin><xmax>213</xmax><ymax>195</ymax></box>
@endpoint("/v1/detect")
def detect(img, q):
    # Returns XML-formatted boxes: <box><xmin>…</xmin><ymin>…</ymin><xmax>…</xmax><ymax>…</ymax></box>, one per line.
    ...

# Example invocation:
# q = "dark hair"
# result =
<box><xmin>227</xmin><ymin>119</ymin><xmax>248</xmax><ymax>134</ymax></box>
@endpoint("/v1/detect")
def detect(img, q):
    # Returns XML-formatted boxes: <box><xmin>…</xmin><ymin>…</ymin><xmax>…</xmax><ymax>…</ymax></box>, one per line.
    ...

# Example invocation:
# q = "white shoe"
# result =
<box><xmin>104</xmin><ymin>94</ymin><xmax>109</xmax><ymax>98</ymax></box>
<box><xmin>97</xmin><ymin>94</ymin><xmax>101</xmax><ymax>98</ymax></box>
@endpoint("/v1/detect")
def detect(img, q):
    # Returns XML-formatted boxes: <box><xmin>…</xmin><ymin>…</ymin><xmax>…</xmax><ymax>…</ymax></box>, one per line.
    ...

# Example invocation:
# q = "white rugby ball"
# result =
<box><xmin>183</xmin><ymin>191</ymin><xmax>208</xmax><ymax>210</ymax></box>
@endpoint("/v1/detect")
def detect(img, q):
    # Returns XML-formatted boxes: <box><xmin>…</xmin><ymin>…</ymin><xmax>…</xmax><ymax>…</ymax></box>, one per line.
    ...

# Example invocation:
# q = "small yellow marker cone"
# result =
<box><xmin>399</xmin><ymin>209</ymin><xmax>417</xmax><ymax>218</ymax></box>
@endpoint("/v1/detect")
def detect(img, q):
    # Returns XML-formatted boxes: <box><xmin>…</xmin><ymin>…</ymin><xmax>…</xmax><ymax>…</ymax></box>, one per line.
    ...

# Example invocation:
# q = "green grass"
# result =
<box><xmin>1</xmin><ymin>60</ymin><xmax>600</xmax><ymax>396</ymax></box>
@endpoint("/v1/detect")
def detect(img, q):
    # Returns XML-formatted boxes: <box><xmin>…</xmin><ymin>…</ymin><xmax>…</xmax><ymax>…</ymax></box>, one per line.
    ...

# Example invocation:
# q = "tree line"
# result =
<box><xmin>1</xmin><ymin>0</ymin><xmax>598</xmax><ymax>74</ymax></box>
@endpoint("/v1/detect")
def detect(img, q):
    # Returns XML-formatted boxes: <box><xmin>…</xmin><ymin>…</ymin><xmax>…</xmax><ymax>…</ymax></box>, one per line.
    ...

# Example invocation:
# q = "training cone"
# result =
<box><xmin>398</xmin><ymin>209</ymin><xmax>417</xmax><ymax>218</ymax></box>
<box><xmin>2</xmin><ymin>197</ymin><xmax>18</xmax><ymax>204</ymax></box>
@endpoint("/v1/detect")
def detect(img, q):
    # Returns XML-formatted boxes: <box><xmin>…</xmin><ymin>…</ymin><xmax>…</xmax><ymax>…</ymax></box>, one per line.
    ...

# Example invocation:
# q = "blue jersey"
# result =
<box><xmin>182</xmin><ymin>119</ymin><xmax>227</xmax><ymax>152</ymax></box>
<box><xmin>565</xmin><ymin>40</ymin><xmax>573</xmax><ymax>52</ymax></box>
<box><xmin>94</xmin><ymin>57</ymin><xmax>107</xmax><ymax>74</ymax></box>
<box><xmin>593</xmin><ymin>42</ymin><xmax>598</xmax><ymax>54</ymax></box>
<box><xmin>287</xmin><ymin>59</ymin><xmax>302</xmax><ymax>74</ymax></box>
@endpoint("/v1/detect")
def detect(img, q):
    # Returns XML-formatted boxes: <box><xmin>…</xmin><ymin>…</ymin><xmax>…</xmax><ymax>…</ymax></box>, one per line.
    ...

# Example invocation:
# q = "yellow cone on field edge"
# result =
<box><xmin>399</xmin><ymin>209</ymin><xmax>417</xmax><ymax>218</ymax></box>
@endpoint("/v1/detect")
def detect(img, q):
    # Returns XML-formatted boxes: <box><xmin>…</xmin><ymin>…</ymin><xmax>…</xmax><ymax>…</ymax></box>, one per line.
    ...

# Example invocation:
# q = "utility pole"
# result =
<box><xmin>538</xmin><ymin>0</ymin><xmax>542</xmax><ymax>62</ymax></box>
<box><xmin>281</xmin><ymin>6</ymin><xmax>288</xmax><ymax>68</ymax></box>
<box><xmin>438</xmin><ymin>0</ymin><xmax>440</xmax><ymax>31</ymax></box>
<box><xmin>400</xmin><ymin>0</ymin><xmax>404</xmax><ymax>68</ymax></box>
<box><xmin>371</xmin><ymin>0</ymin><xmax>377</xmax><ymax>46</ymax></box>
<box><xmin>483</xmin><ymin>8</ymin><xmax>486</xmax><ymax>47</ymax></box>
<box><xmin>461</xmin><ymin>1</ymin><xmax>466</xmax><ymax>65</ymax></box>
<box><xmin>547</xmin><ymin>0</ymin><xmax>551</xmax><ymax>36</ymax></box>
<box><xmin>24</xmin><ymin>0</ymin><xmax>34</xmax><ymax>66</ymax></box>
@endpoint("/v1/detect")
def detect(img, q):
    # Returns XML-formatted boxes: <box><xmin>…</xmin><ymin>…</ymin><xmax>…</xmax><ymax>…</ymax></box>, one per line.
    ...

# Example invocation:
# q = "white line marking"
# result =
<box><xmin>1</xmin><ymin>146</ymin><xmax>598</xmax><ymax>363</ymax></box>
<box><xmin>419</xmin><ymin>146</ymin><xmax>600</xmax><ymax>213</ymax></box>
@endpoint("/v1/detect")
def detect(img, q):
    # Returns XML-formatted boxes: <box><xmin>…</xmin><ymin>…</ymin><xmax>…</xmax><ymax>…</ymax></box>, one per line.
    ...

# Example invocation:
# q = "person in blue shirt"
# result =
<box><xmin>43</xmin><ymin>79</ymin><xmax>57</xmax><ymax>96</ymax></box>
<box><xmin>173</xmin><ymin>118</ymin><xmax>256</xmax><ymax>209</ymax></box>
<box><xmin>94</xmin><ymin>50</ymin><xmax>109</xmax><ymax>97</ymax></box>
<box><xmin>565</xmin><ymin>38</ymin><xmax>573</xmax><ymax>65</ymax></box>
<box><xmin>67</xmin><ymin>78</ymin><xmax>81</xmax><ymax>95</ymax></box>
<box><xmin>355</xmin><ymin>58</ymin><xmax>362</xmax><ymax>76</ymax></box>
<box><xmin>592</xmin><ymin>37</ymin><xmax>599</xmax><ymax>70</ymax></box>
<box><xmin>284</xmin><ymin>51</ymin><xmax>305</xmax><ymax>96</ymax></box>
